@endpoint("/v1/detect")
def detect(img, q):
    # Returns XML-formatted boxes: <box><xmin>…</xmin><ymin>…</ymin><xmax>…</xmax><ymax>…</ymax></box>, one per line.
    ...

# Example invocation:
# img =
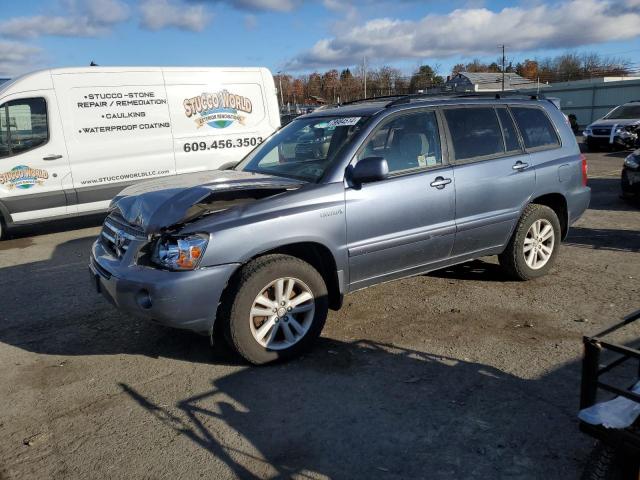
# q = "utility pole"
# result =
<box><xmin>500</xmin><ymin>45</ymin><xmax>505</xmax><ymax>92</ymax></box>
<box><xmin>363</xmin><ymin>56</ymin><xmax>367</xmax><ymax>98</ymax></box>
<box><xmin>277</xmin><ymin>71</ymin><xmax>284</xmax><ymax>111</ymax></box>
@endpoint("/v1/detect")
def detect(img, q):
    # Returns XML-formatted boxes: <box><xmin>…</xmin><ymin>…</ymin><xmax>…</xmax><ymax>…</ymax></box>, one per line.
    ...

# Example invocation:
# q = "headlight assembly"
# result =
<box><xmin>624</xmin><ymin>154</ymin><xmax>640</xmax><ymax>169</ymax></box>
<box><xmin>152</xmin><ymin>233</ymin><xmax>209</xmax><ymax>270</ymax></box>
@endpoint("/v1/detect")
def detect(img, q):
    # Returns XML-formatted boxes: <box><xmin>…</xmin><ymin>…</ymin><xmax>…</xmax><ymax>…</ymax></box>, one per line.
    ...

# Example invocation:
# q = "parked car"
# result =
<box><xmin>584</xmin><ymin>101</ymin><xmax>640</xmax><ymax>151</ymax></box>
<box><xmin>0</xmin><ymin>66</ymin><xmax>280</xmax><ymax>239</ymax></box>
<box><xmin>622</xmin><ymin>149</ymin><xmax>640</xmax><ymax>201</ymax></box>
<box><xmin>90</xmin><ymin>94</ymin><xmax>591</xmax><ymax>364</ymax></box>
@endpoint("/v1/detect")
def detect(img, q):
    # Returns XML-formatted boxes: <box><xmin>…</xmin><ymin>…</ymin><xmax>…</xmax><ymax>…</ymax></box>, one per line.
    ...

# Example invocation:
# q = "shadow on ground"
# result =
<box><xmin>3</xmin><ymin>213</ymin><xmax>106</xmax><ymax>240</ymax></box>
<box><xmin>118</xmin><ymin>338</ymin><xmax>587</xmax><ymax>479</ymax></box>
<box><xmin>586</xmin><ymin>178</ymin><xmax>638</xmax><ymax>212</ymax></box>
<box><xmin>566</xmin><ymin>227</ymin><xmax>640</xmax><ymax>253</ymax></box>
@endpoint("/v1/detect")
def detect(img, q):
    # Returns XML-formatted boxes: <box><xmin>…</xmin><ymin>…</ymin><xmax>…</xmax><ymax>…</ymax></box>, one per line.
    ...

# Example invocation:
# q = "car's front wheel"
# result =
<box><xmin>499</xmin><ymin>204</ymin><xmax>561</xmax><ymax>280</ymax></box>
<box><xmin>221</xmin><ymin>254</ymin><xmax>328</xmax><ymax>364</ymax></box>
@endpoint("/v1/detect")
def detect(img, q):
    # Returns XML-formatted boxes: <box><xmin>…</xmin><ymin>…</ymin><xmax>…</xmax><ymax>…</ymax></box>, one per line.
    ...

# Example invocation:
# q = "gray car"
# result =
<box><xmin>584</xmin><ymin>101</ymin><xmax>640</xmax><ymax>151</ymax></box>
<box><xmin>90</xmin><ymin>94</ymin><xmax>591</xmax><ymax>364</ymax></box>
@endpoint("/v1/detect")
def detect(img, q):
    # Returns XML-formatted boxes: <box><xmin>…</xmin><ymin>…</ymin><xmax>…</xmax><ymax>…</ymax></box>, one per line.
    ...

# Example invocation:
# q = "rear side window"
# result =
<box><xmin>496</xmin><ymin>108</ymin><xmax>521</xmax><ymax>152</ymax></box>
<box><xmin>443</xmin><ymin>107</ymin><xmax>504</xmax><ymax>161</ymax></box>
<box><xmin>0</xmin><ymin>97</ymin><xmax>48</xmax><ymax>159</ymax></box>
<box><xmin>511</xmin><ymin>107</ymin><xmax>560</xmax><ymax>150</ymax></box>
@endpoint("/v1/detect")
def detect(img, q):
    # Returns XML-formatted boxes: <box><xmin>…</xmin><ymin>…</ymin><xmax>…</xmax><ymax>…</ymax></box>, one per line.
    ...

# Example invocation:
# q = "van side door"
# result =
<box><xmin>52</xmin><ymin>70</ymin><xmax>176</xmax><ymax>214</ymax></box>
<box><xmin>0</xmin><ymin>92</ymin><xmax>72</xmax><ymax>223</ymax></box>
<box><xmin>443</xmin><ymin>105</ymin><xmax>535</xmax><ymax>255</ymax></box>
<box><xmin>345</xmin><ymin>109</ymin><xmax>456</xmax><ymax>290</ymax></box>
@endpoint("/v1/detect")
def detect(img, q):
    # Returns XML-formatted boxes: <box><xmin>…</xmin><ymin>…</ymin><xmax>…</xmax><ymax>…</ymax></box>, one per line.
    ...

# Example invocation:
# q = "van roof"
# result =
<box><xmin>0</xmin><ymin>66</ymin><xmax>272</xmax><ymax>96</ymax></box>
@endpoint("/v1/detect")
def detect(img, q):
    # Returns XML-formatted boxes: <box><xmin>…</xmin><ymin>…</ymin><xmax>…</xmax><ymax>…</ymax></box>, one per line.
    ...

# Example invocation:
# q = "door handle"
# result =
<box><xmin>430</xmin><ymin>176</ymin><xmax>452</xmax><ymax>189</ymax></box>
<box><xmin>512</xmin><ymin>161</ymin><xmax>529</xmax><ymax>171</ymax></box>
<box><xmin>43</xmin><ymin>154</ymin><xmax>63</xmax><ymax>161</ymax></box>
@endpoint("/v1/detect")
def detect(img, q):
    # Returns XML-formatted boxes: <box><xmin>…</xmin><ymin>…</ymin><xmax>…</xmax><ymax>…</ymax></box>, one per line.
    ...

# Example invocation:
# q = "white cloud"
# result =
<box><xmin>140</xmin><ymin>0</ymin><xmax>212</xmax><ymax>31</ymax></box>
<box><xmin>0</xmin><ymin>41</ymin><xmax>42</xmax><ymax>77</ymax></box>
<box><xmin>287</xmin><ymin>0</ymin><xmax>640</xmax><ymax>70</ymax></box>
<box><xmin>216</xmin><ymin>0</ymin><xmax>298</xmax><ymax>12</ymax></box>
<box><xmin>0</xmin><ymin>0</ymin><xmax>130</xmax><ymax>39</ymax></box>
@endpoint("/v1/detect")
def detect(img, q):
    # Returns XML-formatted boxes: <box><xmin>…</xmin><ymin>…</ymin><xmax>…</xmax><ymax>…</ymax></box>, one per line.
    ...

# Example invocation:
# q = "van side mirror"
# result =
<box><xmin>351</xmin><ymin>157</ymin><xmax>389</xmax><ymax>185</ymax></box>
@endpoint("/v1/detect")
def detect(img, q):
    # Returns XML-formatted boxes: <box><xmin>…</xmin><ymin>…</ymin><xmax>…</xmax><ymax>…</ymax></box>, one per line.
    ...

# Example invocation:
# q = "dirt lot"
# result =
<box><xmin>1</xmin><ymin>147</ymin><xmax>639</xmax><ymax>479</ymax></box>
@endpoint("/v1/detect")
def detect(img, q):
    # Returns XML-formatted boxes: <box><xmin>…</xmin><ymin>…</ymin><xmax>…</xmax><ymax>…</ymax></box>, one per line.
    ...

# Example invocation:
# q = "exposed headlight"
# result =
<box><xmin>583</xmin><ymin>128</ymin><xmax>592</xmax><ymax>136</ymax></box>
<box><xmin>152</xmin><ymin>234</ymin><xmax>209</xmax><ymax>270</ymax></box>
<box><xmin>624</xmin><ymin>154</ymin><xmax>640</xmax><ymax>169</ymax></box>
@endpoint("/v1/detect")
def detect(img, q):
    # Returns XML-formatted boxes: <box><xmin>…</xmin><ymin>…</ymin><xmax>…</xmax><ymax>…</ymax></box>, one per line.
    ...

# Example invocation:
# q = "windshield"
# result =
<box><xmin>605</xmin><ymin>104</ymin><xmax>640</xmax><ymax>120</ymax></box>
<box><xmin>236</xmin><ymin>115</ymin><xmax>369</xmax><ymax>181</ymax></box>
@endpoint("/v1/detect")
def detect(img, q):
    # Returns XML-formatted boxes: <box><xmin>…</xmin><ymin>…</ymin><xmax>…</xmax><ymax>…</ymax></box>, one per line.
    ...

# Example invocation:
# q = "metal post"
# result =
<box><xmin>580</xmin><ymin>338</ymin><xmax>601</xmax><ymax>409</ymax></box>
<box><xmin>501</xmin><ymin>45</ymin><xmax>505</xmax><ymax>92</ymax></box>
<box><xmin>277</xmin><ymin>71</ymin><xmax>284</xmax><ymax>110</ymax></box>
<box><xmin>363</xmin><ymin>56</ymin><xmax>367</xmax><ymax>99</ymax></box>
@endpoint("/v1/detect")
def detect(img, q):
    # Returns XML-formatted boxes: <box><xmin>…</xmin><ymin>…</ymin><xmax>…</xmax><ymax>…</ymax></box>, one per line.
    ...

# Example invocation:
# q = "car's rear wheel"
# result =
<box><xmin>582</xmin><ymin>442</ymin><xmax>640</xmax><ymax>480</ymax></box>
<box><xmin>499</xmin><ymin>204</ymin><xmax>561</xmax><ymax>280</ymax></box>
<box><xmin>221</xmin><ymin>254</ymin><xmax>328</xmax><ymax>364</ymax></box>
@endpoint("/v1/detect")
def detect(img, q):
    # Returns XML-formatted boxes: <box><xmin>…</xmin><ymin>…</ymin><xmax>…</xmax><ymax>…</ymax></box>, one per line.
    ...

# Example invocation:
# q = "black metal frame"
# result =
<box><xmin>579</xmin><ymin>309</ymin><xmax>640</xmax><ymax>456</ymax></box>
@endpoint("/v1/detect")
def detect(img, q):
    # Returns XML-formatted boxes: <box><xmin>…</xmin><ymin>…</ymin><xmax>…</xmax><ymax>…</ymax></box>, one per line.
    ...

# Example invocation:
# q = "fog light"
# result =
<box><xmin>136</xmin><ymin>289</ymin><xmax>152</xmax><ymax>309</ymax></box>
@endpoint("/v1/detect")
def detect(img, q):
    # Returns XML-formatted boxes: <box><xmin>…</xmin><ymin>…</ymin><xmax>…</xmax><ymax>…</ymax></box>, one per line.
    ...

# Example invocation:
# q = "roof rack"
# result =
<box><xmin>338</xmin><ymin>94</ymin><xmax>411</xmax><ymax>107</ymax></box>
<box><xmin>385</xmin><ymin>91</ymin><xmax>544</xmax><ymax>108</ymax></box>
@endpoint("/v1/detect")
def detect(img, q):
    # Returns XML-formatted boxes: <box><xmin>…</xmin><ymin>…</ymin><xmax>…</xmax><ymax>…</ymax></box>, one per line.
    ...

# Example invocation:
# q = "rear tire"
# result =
<box><xmin>499</xmin><ymin>204</ymin><xmax>561</xmax><ymax>281</ymax></box>
<box><xmin>220</xmin><ymin>254</ymin><xmax>328</xmax><ymax>365</ymax></box>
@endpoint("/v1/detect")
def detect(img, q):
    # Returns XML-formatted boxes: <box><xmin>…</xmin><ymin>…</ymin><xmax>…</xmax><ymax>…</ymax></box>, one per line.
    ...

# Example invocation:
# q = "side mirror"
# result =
<box><xmin>351</xmin><ymin>156</ymin><xmax>389</xmax><ymax>185</ymax></box>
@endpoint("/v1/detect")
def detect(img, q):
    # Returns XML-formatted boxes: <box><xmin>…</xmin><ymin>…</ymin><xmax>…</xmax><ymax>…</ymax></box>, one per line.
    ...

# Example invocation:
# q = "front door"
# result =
<box><xmin>0</xmin><ymin>92</ymin><xmax>72</xmax><ymax>223</ymax></box>
<box><xmin>345</xmin><ymin>109</ymin><xmax>456</xmax><ymax>290</ymax></box>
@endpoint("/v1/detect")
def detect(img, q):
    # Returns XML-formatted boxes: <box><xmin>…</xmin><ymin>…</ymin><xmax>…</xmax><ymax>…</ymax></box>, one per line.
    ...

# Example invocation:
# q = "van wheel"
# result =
<box><xmin>221</xmin><ymin>254</ymin><xmax>328</xmax><ymax>365</ymax></box>
<box><xmin>499</xmin><ymin>204</ymin><xmax>561</xmax><ymax>281</ymax></box>
<box><xmin>0</xmin><ymin>214</ymin><xmax>6</xmax><ymax>240</ymax></box>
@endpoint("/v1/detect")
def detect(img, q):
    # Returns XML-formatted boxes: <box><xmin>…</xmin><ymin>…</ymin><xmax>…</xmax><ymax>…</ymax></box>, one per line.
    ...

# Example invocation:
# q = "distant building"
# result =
<box><xmin>444</xmin><ymin>72</ymin><xmax>544</xmax><ymax>92</ymax></box>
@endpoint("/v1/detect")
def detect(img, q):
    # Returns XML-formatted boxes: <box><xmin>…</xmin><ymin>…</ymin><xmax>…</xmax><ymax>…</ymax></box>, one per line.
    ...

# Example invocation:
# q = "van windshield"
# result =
<box><xmin>605</xmin><ymin>104</ymin><xmax>640</xmax><ymax>120</ymax></box>
<box><xmin>236</xmin><ymin>115</ymin><xmax>369</xmax><ymax>182</ymax></box>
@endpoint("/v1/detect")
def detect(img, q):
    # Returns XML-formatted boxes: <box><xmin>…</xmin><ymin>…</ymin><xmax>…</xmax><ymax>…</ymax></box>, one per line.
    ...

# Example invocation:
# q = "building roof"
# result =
<box><xmin>446</xmin><ymin>72</ymin><xmax>544</xmax><ymax>91</ymax></box>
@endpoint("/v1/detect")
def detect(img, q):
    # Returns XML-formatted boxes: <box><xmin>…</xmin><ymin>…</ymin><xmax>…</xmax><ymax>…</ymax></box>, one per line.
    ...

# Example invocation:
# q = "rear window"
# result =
<box><xmin>443</xmin><ymin>107</ymin><xmax>504</xmax><ymax>160</ymax></box>
<box><xmin>511</xmin><ymin>107</ymin><xmax>560</xmax><ymax>150</ymax></box>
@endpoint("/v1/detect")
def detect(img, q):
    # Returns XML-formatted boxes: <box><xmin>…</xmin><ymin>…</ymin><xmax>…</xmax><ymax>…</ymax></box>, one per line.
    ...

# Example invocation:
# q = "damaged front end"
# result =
<box><xmin>99</xmin><ymin>170</ymin><xmax>303</xmax><ymax>270</ymax></box>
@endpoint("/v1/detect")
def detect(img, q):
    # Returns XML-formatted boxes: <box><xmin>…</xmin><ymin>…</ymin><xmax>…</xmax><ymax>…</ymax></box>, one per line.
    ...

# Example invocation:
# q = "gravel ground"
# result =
<box><xmin>0</xmin><ymin>147</ymin><xmax>639</xmax><ymax>479</ymax></box>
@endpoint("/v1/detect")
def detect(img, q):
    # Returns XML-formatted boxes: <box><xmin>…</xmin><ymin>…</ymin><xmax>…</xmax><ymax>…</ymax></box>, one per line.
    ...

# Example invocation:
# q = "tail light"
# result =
<box><xmin>581</xmin><ymin>153</ymin><xmax>588</xmax><ymax>186</ymax></box>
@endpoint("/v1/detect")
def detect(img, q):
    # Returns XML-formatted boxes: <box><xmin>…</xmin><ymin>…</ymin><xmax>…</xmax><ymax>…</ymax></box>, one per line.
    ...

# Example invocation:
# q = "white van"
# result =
<box><xmin>0</xmin><ymin>66</ymin><xmax>280</xmax><ymax>238</ymax></box>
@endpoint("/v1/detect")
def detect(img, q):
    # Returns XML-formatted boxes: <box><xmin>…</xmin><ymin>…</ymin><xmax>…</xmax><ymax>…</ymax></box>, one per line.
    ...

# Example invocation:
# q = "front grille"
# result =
<box><xmin>592</xmin><ymin>126</ymin><xmax>612</xmax><ymax>136</ymax></box>
<box><xmin>100</xmin><ymin>212</ymin><xmax>146</xmax><ymax>258</ymax></box>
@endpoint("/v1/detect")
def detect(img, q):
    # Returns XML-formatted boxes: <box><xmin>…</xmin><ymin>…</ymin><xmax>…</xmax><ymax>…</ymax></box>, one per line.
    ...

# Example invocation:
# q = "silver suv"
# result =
<box><xmin>90</xmin><ymin>94</ymin><xmax>591</xmax><ymax>364</ymax></box>
<box><xmin>584</xmin><ymin>101</ymin><xmax>640</xmax><ymax>151</ymax></box>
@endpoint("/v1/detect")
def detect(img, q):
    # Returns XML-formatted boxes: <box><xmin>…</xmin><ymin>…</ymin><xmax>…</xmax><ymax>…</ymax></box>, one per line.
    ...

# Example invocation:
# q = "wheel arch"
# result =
<box><xmin>530</xmin><ymin>193</ymin><xmax>568</xmax><ymax>240</ymax></box>
<box><xmin>252</xmin><ymin>242</ymin><xmax>344</xmax><ymax>311</ymax></box>
<box><xmin>219</xmin><ymin>241</ymin><xmax>343</xmax><ymax>313</ymax></box>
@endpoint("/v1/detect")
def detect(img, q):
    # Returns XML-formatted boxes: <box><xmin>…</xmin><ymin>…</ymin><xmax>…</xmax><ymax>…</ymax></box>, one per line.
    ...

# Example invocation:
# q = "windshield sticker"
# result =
<box><xmin>327</xmin><ymin>117</ymin><xmax>361</xmax><ymax>128</ymax></box>
<box><xmin>183</xmin><ymin>90</ymin><xmax>253</xmax><ymax>129</ymax></box>
<box><xmin>0</xmin><ymin>165</ymin><xmax>48</xmax><ymax>190</ymax></box>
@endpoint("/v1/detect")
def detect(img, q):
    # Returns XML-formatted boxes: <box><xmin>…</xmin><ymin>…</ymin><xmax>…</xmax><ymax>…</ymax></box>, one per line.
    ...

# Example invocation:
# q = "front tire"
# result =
<box><xmin>220</xmin><ymin>254</ymin><xmax>328</xmax><ymax>365</ymax></box>
<box><xmin>499</xmin><ymin>204</ymin><xmax>561</xmax><ymax>281</ymax></box>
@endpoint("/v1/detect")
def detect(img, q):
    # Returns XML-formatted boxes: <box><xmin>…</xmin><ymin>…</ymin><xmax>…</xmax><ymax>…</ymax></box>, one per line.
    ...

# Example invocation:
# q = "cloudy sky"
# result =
<box><xmin>1</xmin><ymin>0</ymin><xmax>640</xmax><ymax>78</ymax></box>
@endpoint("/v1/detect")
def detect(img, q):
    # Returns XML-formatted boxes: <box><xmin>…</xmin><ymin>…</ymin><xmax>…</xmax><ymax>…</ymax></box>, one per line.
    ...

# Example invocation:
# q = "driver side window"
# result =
<box><xmin>0</xmin><ymin>97</ymin><xmax>48</xmax><ymax>159</ymax></box>
<box><xmin>357</xmin><ymin>110</ymin><xmax>442</xmax><ymax>173</ymax></box>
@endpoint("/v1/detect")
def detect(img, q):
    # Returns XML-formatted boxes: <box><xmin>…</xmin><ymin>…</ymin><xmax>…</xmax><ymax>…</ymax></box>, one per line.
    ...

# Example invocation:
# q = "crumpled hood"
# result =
<box><xmin>589</xmin><ymin>119</ymin><xmax>640</xmax><ymax>128</ymax></box>
<box><xmin>111</xmin><ymin>170</ymin><xmax>303</xmax><ymax>234</ymax></box>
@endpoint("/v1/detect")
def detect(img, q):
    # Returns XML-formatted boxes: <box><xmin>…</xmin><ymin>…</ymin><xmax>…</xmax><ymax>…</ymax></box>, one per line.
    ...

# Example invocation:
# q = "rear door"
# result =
<box><xmin>0</xmin><ymin>92</ymin><xmax>72</xmax><ymax>222</ymax></box>
<box><xmin>345</xmin><ymin>109</ymin><xmax>456</xmax><ymax>289</ymax></box>
<box><xmin>443</xmin><ymin>105</ymin><xmax>535</xmax><ymax>255</ymax></box>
